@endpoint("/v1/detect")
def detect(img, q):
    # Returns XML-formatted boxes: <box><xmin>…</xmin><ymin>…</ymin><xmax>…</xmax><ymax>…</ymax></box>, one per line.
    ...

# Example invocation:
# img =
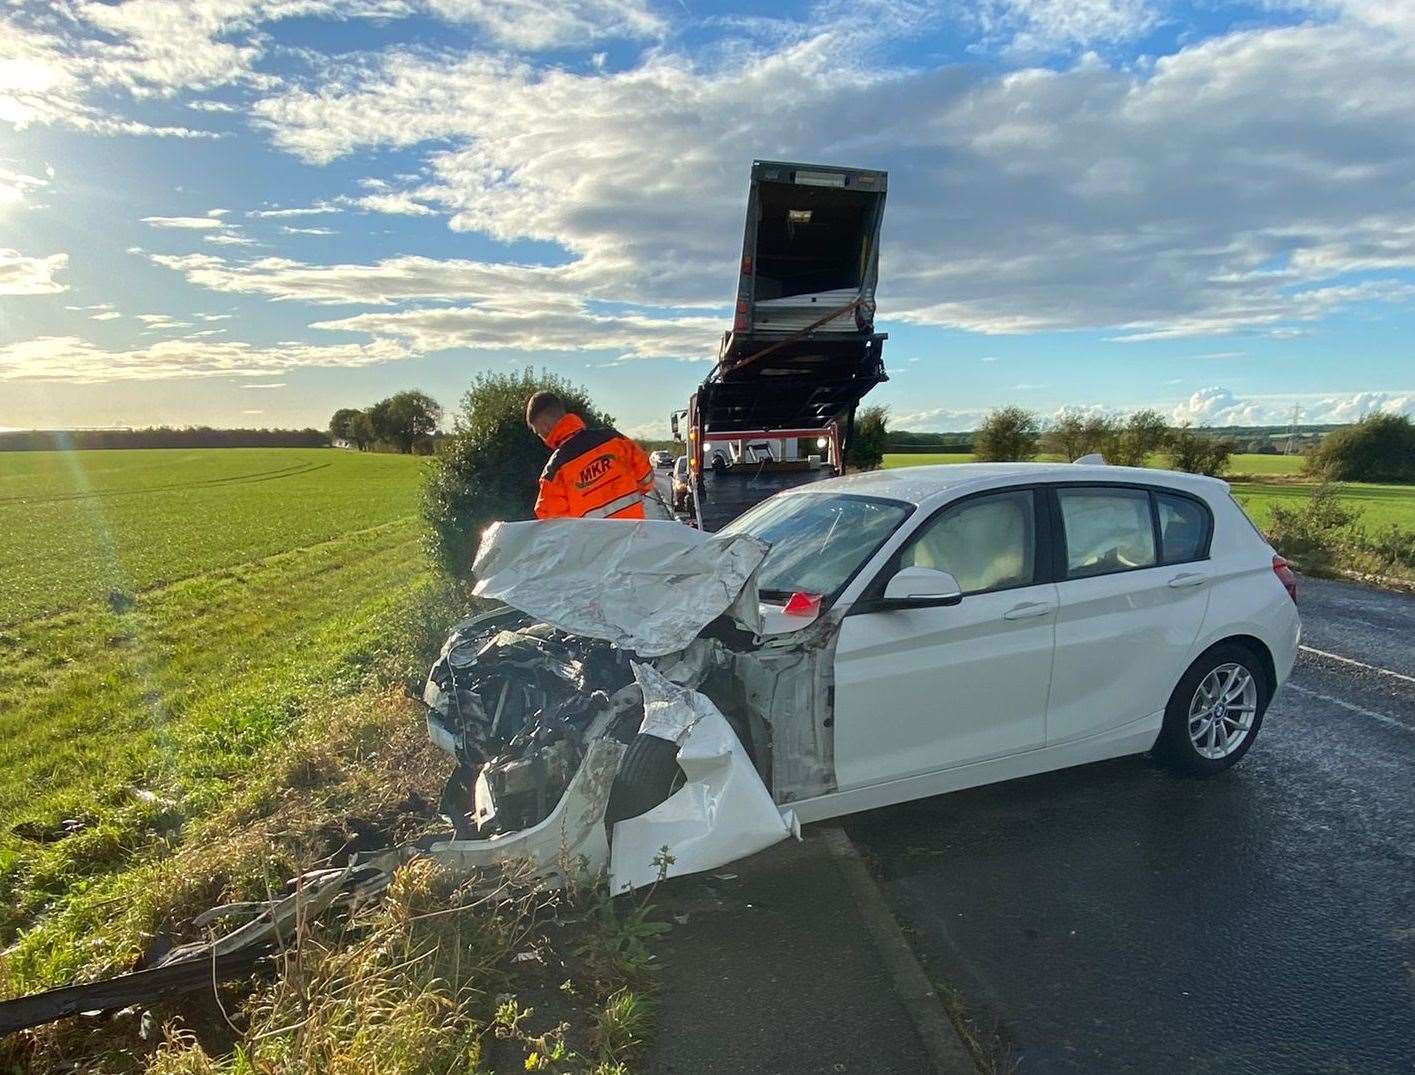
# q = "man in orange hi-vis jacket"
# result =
<box><xmin>526</xmin><ymin>391</ymin><xmax>655</xmax><ymax>520</ymax></box>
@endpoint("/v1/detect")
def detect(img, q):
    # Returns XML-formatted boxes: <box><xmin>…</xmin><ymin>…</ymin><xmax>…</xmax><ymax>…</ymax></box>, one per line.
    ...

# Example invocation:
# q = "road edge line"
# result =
<box><xmin>819</xmin><ymin>826</ymin><xmax>976</xmax><ymax>1074</ymax></box>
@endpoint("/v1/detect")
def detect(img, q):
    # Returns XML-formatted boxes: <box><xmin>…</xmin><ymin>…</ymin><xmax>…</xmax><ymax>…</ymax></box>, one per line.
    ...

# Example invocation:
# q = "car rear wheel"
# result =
<box><xmin>1154</xmin><ymin>643</ymin><xmax>1268</xmax><ymax>776</ymax></box>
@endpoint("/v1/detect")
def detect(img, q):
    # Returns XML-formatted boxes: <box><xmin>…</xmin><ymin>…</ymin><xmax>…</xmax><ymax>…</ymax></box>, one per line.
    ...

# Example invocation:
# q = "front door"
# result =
<box><xmin>833</xmin><ymin>489</ymin><xmax>1056</xmax><ymax>791</ymax></box>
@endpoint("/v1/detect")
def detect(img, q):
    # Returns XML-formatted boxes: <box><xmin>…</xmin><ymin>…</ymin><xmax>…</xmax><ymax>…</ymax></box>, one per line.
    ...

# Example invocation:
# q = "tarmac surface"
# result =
<box><xmin>847</xmin><ymin>575</ymin><xmax>1415</xmax><ymax>1073</ymax></box>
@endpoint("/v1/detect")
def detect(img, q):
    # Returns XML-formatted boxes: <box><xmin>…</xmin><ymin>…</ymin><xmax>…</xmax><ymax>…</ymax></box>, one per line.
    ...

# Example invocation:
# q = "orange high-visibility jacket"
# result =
<box><xmin>534</xmin><ymin>413</ymin><xmax>654</xmax><ymax>520</ymax></box>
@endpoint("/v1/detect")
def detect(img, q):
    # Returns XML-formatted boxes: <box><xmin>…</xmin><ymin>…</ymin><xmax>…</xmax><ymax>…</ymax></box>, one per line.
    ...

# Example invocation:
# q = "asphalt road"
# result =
<box><xmin>846</xmin><ymin>575</ymin><xmax>1415</xmax><ymax>1074</ymax></box>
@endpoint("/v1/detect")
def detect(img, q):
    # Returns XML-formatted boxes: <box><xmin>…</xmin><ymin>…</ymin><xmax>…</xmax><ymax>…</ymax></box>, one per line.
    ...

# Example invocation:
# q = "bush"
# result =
<box><xmin>1043</xmin><ymin>410</ymin><xmax>1116</xmax><ymax>462</ymax></box>
<box><xmin>1262</xmin><ymin>482</ymin><xmax>1415</xmax><ymax>580</ymax></box>
<box><xmin>422</xmin><ymin>369</ymin><xmax>614</xmax><ymax>583</ymax></box>
<box><xmin>1305</xmin><ymin>413</ymin><xmax>1415</xmax><ymax>483</ymax></box>
<box><xmin>846</xmin><ymin>405</ymin><xmax>889</xmax><ymax>470</ymax></box>
<box><xmin>1109</xmin><ymin>410</ymin><xmax>1169</xmax><ymax>467</ymax></box>
<box><xmin>1163</xmin><ymin>423</ymin><xmax>1234</xmax><ymax>477</ymax></box>
<box><xmin>1264</xmin><ymin>483</ymin><xmax>1360</xmax><ymax>574</ymax></box>
<box><xmin>975</xmin><ymin>406</ymin><xmax>1040</xmax><ymax>462</ymax></box>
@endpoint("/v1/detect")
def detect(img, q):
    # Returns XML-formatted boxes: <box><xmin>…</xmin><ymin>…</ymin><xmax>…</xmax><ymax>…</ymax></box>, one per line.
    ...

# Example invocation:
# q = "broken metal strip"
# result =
<box><xmin>0</xmin><ymin>945</ymin><xmax>272</xmax><ymax>1038</ymax></box>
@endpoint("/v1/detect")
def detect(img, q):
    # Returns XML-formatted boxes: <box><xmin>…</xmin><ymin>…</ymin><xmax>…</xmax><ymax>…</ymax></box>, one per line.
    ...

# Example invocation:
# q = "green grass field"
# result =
<box><xmin>1</xmin><ymin>448</ymin><xmax>423</xmax><ymax>623</ymax></box>
<box><xmin>0</xmin><ymin>448</ymin><xmax>435</xmax><ymax>983</ymax></box>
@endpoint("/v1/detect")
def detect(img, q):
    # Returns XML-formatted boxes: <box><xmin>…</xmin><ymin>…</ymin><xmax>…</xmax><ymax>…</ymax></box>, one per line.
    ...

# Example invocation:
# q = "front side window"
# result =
<box><xmin>899</xmin><ymin>490</ymin><xmax>1036</xmax><ymax>595</ymax></box>
<box><xmin>719</xmin><ymin>492</ymin><xmax>912</xmax><ymax>599</ymax></box>
<box><xmin>1058</xmin><ymin>487</ymin><xmax>1157</xmax><ymax>578</ymax></box>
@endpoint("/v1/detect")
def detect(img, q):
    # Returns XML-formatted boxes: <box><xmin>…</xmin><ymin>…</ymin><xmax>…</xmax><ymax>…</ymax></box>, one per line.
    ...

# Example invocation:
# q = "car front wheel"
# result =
<box><xmin>1154</xmin><ymin>643</ymin><xmax>1269</xmax><ymax>775</ymax></box>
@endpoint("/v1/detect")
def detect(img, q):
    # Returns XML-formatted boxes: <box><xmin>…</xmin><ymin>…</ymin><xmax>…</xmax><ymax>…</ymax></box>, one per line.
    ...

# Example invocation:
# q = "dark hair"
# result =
<box><xmin>525</xmin><ymin>390</ymin><xmax>566</xmax><ymax>427</ymax></box>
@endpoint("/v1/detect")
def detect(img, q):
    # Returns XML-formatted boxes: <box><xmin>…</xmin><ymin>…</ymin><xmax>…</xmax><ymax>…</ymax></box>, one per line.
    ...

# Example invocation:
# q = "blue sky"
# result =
<box><xmin>1</xmin><ymin>0</ymin><xmax>1412</xmax><ymax>436</ymax></box>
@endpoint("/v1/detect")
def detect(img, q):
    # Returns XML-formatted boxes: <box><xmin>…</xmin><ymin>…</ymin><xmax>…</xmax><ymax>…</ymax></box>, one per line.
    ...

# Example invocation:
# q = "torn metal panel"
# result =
<box><xmin>608</xmin><ymin>663</ymin><xmax>799</xmax><ymax>892</ymax></box>
<box><xmin>731</xmin><ymin>614</ymin><xmax>842</xmax><ymax>805</ymax></box>
<box><xmin>470</xmin><ymin>519</ymin><xmax>769</xmax><ymax>656</ymax></box>
<box><xmin>427</xmin><ymin>739</ymin><xmax>625</xmax><ymax>885</ymax></box>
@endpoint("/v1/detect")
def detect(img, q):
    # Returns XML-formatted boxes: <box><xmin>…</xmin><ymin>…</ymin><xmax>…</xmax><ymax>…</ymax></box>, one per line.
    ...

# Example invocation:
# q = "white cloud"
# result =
<box><xmin>0</xmin><ymin>334</ymin><xmax>409</xmax><ymax>383</ymax></box>
<box><xmin>91</xmin><ymin>310</ymin><xmax>123</xmax><ymax>321</ymax></box>
<box><xmin>281</xmin><ymin>225</ymin><xmax>336</xmax><ymax>235</ymax></box>
<box><xmin>141</xmin><ymin>250</ymin><xmax>592</xmax><ymax>305</ymax></box>
<box><xmin>244</xmin><ymin>14</ymin><xmax>1415</xmax><ymax>342</ymax></box>
<box><xmin>424</xmin><ymin>0</ymin><xmax>666</xmax><ymax>50</ymax></box>
<box><xmin>1171</xmin><ymin>386</ymin><xmax>1415</xmax><ymax>426</ymax></box>
<box><xmin>350</xmin><ymin>191</ymin><xmax>435</xmax><ymax>216</ymax></box>
<box><xmin>142</xmin><ymin>215</ymin><xmax>227</xmax><ymax>230</ymax></box>
<box><xmin>0</xmin><ymin>248</ymin><xmax>68</xmax><ymax>294</ymax></box>
<box><xmin>247</xmin><ymin>203</ymin><xmax>340</xmax><ymax>218</ymax></box>
<box><xmin>310</xmin><ymin>302</ymin><xmax>721</xmax><ymax>362</ymax></box>
<box><xmin>969</xmin><ymin>0</ymin><xmax>1158</xmax><ymax>55</ymax></box>
<box><xmin>0</xmin><ymin>166</ymin><xmax>49</xmax><ymax>211</ymax></box>
<box><xmin>205</xmin><ymin>232</ymin><xmax>258</xmax><ymax>245</ymax></box>
<box><xmin>890</xmin><ymin>406</ymin><xmax>992</xmax><ymax>432</ymax></box>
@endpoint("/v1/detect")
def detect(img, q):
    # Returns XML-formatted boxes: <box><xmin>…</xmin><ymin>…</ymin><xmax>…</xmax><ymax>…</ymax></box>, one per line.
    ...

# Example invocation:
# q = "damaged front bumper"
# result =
<box><xmin>421</xmin><ymin>518</ymin><xmax>822</xmax><ymax>892</ymax></box>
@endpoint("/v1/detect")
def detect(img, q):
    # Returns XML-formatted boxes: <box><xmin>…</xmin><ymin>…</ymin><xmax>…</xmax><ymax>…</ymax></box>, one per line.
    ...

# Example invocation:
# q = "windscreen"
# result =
<box><xmin>719</xmin><ymin>492</ymin><xmax>912</xmax><ymax>599</ymax></box>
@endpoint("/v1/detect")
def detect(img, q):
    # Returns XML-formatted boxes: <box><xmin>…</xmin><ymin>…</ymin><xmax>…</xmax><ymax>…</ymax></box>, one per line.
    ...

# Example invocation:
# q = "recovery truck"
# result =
<box><xmin>672</xmin><ymin>159</ymin><xmax>889</xmax><ymax>531</ymax></box>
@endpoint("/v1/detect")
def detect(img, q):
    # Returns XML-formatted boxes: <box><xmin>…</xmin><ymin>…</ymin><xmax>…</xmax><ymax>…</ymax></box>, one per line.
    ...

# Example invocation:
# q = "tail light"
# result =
<box><xmin>782</xmin><ymin>592</ymin><xmax>822</xmax><ymax>617</ymax></box>
<box><xmin>1272</xmin><ymin>555</ymin><xmax>1297</xmax><ymax>603</ymax></box>
<box><xmin>733</xmin><ymin>299</ymin><xmax>749</xmax><ymax>332</ymax></box>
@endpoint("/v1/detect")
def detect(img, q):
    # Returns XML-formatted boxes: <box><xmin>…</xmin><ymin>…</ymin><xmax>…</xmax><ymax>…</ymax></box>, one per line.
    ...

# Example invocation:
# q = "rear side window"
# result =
<box><xmin>1057</xmin><ymin>487</ymin><xmax>1157</xmax><ymax>578</ymax></box>
<box><xmin>1156</xmin><ymin>493</ymin><xmax>1209</xmax><ymax>563</ymax></box>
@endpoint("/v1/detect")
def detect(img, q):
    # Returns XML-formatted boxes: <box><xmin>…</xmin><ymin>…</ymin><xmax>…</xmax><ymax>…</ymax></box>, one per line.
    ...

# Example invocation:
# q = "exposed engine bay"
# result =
<box><xmin>424</xmin><ymin>609</ymin><xmax>644</xmax><ymax>837</ymax></box>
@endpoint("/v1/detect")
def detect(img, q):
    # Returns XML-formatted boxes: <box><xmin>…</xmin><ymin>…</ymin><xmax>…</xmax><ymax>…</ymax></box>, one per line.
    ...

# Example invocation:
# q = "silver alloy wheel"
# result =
<box><xmin>1187</xmin><ymin>662</ymin><xmax>1258</xmax><ymax>760</ymax></box>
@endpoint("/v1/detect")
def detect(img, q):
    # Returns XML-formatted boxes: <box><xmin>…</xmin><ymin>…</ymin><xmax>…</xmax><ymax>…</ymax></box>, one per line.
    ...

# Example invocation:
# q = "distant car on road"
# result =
<box><xmin>649</xmin><ymin>450</ymin><xmax>674</xmax><ymax>469</ymax></box>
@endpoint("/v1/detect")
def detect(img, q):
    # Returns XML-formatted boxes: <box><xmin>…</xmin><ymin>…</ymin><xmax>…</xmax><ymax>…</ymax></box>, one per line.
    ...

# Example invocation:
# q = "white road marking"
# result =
<box><xmin>1298</xmin><ymin>645</ymin><xmax>1415</xmax><ymax>686</ymax></box>
<box><xmin>1286</xmin><ymin>683</ymin><xmax>1412</xmax><ymax>734</ymax></box>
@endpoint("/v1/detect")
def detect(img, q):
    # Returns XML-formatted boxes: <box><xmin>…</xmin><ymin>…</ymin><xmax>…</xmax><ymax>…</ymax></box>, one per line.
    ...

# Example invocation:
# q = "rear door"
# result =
<box><xmin>833</xmin><ymin>488</ymin><xmax>1056</xmax><ymax>790</ymax></box>
<box><xmin>1045</xmin><ymin>484</ymin><xmax>1213</xmax><ymax>745</ymax></box>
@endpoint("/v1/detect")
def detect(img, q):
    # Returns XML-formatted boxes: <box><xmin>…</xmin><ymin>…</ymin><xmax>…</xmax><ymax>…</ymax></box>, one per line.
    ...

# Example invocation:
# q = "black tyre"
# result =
<box><xmin>605</xmin><ymin>734</ymin><xmax>683</xmax><ymax>826</ymax></box>
<box><xmin>1154</xmin><ymin>642</ymin><xmax>1269</xmax><ymax>776</ymax></box>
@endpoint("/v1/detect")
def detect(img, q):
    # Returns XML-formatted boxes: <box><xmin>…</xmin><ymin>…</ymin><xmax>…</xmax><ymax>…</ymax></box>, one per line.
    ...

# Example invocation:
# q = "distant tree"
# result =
<box><xmin>1108</xmin><ymin>409</ymin><xmax>1169</xmax><ymax>467</ymax></box>
<box><xmin>367</xmin><ymin>397</ymin><xmax>395</xmax><ymax>447</ymax></box>
<box><xmin>1305</xmin><ymin>413</ymin><xmax>1415</xmax><ymax>483</ymax></box>
<box><xmin>347</xmin><ymin>411</ymin><xmax>373</xmax><ymax>451</ymax></box>
<box><xmin>329</xmin><ymin>407</ymin><xmax>363</xmax><ymax>446</ymax></box>
<box><xmin>975</xmin><ymin>406</ymin><xmax>1040</xmax><ymax>462</ymax></box>
<box><xmin>1044</xmin><ymin>409</ymin><xmax>1117</xmax><ymax>461</ymax></box>
<box><xmin>422</xmin><ymin>369</ymin><xmax>615</xmax><ymax>583</ymax></box>
<box><xmin>1164</xmin><ymin>423</ymin><xmax>1234</xmax><ymax>477</ymax></box>
<box><xmin>368</xmin><ymin>390</ymin><xmax>442</xmax><ymax>453</ymax></box>
<box><xmin>846</xmin><ymin>405</ymin><xmax>889</xmax><ymax>470</ymax></box>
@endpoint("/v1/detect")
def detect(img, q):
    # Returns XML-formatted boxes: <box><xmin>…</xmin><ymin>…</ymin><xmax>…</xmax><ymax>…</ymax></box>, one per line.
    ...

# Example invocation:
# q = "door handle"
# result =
<box><xmin>1167</xmin><ymin>572</ymin><xmax>1208</xmax><ymax>589</ymax></box>
<box><xmin>1003</xmin><ymin>602</ymin><xmax>1053</xmax><ymax>620</ymax></box>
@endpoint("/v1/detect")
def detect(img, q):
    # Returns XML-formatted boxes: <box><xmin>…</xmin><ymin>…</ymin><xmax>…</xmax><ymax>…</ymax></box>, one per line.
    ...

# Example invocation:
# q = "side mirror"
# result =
<box><xmin>882</xmin><ymin>566</ymin><xmax>963</xmax><ymax>607</ymax></box>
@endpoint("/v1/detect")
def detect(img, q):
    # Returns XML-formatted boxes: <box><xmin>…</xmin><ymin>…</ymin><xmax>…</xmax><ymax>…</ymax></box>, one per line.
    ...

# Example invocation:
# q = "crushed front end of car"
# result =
<box><xmin>420</xmin><ymin>517</ymin><xmax>827</xmax><ymax>891</ymax></box>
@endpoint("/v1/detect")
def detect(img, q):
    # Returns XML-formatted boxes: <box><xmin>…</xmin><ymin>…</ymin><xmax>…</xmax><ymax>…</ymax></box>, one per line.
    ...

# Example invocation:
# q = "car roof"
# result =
<box><xmin>785</xmin><ymin>462</ymin><xmax>1228</xmax><ymax>507</ymax></box>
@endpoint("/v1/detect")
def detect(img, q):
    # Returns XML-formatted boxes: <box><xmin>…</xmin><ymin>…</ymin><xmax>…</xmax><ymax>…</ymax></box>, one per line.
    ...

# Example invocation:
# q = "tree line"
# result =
<box><xmin>0</xmin><ymin>426</ymin><xmax>329</xmax><ymax>452</ymax></box>
<box><xmin>329</xmin><ymin>390</ymin><xmax>443</xmax><ymax>454</ymax></box>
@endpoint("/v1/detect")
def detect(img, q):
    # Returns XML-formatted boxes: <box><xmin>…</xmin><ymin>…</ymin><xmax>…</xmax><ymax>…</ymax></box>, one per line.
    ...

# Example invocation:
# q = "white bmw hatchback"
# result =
<box><xmin>426</xmin><ymin>462</ymin><xmax>1302</xmax><ymax>885</ymax></box>
<box><xmin>702</xmin><ymin>462</ymin><xmax>1302</xmax><ymax>821</ymax></box>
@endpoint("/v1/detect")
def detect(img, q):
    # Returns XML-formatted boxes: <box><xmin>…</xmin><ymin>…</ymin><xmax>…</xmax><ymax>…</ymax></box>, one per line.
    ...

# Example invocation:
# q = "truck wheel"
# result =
<box><xmin>1154</xmin><ymin>643</ymin><xmax>1268</xmax><ymax>776</ymax></box>
<box><xmin>605</xmin><ymin>735</ymin><xmax>683</xmax><ymax>826</ymax></box>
